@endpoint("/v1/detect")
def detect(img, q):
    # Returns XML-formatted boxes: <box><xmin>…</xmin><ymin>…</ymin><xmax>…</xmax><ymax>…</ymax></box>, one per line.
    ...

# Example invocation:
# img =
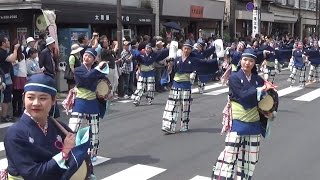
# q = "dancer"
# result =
<box><xmin>211</xmin><ymin>48</ymin><xmax>276</xmax><ymax>180</ymax></box>
<box><xmin>161</xmin><ymin>41</ymin><xmax>219</xmax><ymax>134</ymax></box>
<box><xmin>131</xmin><ymin>43</ymin><xmax>169</xmax><ymax>106</ymax></box>
<box><xmin>68</xmin><ymin>48</ymin><xmax>108</xmax><ymax>162</ymax></box>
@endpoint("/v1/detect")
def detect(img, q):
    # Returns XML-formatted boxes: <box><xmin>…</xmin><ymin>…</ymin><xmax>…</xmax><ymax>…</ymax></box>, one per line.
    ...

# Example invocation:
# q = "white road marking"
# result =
<box><xmin>0</xmin><ymin>122</ymin><xmax>13</xmax><ymax>129</ymax></box>
<box><xmin>189</xmin><ymin>175</ymin><xmax>211</xmax><ymax>180</ymax></box>
<box><xmin>0</xmin><ymin>142</ymin><xmax>4</xmax><ymax>152</ymax></box>
<box><xmin>92</xmin><ymin>156</ymin><xmax>111</xmax><ymax>166</ymax></box>
<box><xmin>0</xmin><ymin>158</ymin><xmax>8</xmax><ymax>170</ymax></box>
<box><xmin>118</xmin><ymin>100</ymin><xmax>133</xmax><ymax>103</ymax></box>
<box><xmin>277</xmin><ymin>86</ymin><xmax>303</xmax><ymax>97</ymax></box>
<box><xmin>204</xmin><ymin>88</ymin><xmax>229</xmax><ymax>96</ymax></box>
<box><xmin>101</xmin><ymin>164</ymin><xmax>166</xmax><ymax>180</ymax></box>
<box><xmin>293</xmin><ymin>88</ymin><xmax>320</xmax><ymax>102</ymax></box>
<box><xmin>192</xmin><ymin>83</ymin><xmax>224</xmax><ymax>93</ymax></box>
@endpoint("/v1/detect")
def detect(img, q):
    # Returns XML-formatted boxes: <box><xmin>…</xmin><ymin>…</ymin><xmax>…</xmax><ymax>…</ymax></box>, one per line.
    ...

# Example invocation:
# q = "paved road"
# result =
<box><xmin>1</xmin><ymin>68</ymin><xmax>320</xmax><ymax>180</ymax></box>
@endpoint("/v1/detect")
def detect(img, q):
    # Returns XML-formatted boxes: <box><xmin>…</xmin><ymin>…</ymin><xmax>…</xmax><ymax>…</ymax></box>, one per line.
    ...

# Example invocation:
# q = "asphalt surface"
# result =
<box><xmin>1</xmin><ymin>68</ymin><xmax>320</xmax><ymax>180</ymax></box>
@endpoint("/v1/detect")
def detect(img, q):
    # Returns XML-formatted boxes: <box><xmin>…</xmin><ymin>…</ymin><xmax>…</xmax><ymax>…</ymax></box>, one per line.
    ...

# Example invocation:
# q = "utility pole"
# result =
<box><xmin>298</xmin><ymin>0</ymin><xmax>302</xmax><ymax>40</ymax></box>
<box><xmin>229</xmin><ymin>0</ymin><xmax>236</xmax><ymax>41</ymax></box>
<box><xmin>317</xmin><ymin>0</ymin><xmax>319</xmax><ymax>38</ymax></box>
<box><xmin>117</xmin><ymin>0</ymin><xmax>123</xmax><ymax>57</ymax></box>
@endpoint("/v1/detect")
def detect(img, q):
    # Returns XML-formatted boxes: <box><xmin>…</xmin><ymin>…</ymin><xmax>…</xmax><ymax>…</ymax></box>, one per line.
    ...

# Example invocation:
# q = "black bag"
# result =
<box><xmin>64</xmin><ymin>66</ymin><xmax>74</xmax><ymax>80</ymax></box>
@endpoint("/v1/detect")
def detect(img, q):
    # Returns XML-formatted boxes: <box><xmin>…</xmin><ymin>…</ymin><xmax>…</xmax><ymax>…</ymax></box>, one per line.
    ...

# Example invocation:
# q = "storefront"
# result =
<box><xmin>160</xmin><ymin>0</ymin><xmax>225</xmax><ymax>40</ymax></box>
<box><xmin>0</xmin><ymin>9</ymin><xmax>40</xmax><ymax>45</ymax></box>
<box><xmin>42</xmin><ymin>1</ymin><xmax>155</xmax><ymax>41</ymax></box>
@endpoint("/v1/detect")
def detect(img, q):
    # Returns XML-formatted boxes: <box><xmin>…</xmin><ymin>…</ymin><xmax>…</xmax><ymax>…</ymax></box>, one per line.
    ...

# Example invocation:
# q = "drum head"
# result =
<box><xmin>70</xmin><ymin>161</ymin><xmax>88</xmax><ymax>180</ymax></box>
<box><xmin>258</xmin><ymin>95</ymin><xmax>274</xmax><ymax>111</ymax></box>
<box><xmin>96</xmin><ymin>79</ymin><xmax>111</xmax><ymax>97</ymax></box>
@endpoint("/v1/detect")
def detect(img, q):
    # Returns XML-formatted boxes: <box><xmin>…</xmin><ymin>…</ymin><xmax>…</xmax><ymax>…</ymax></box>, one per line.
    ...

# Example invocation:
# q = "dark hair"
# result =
<box><xmin>28</xmin><ymin>48</ymin><xmax>38</xmax><ymax>57</ymax></box>
<box><xmin>11</xmin><ymin>39</ymin><xmax>23</xmax><ymax>61</ymax></box>
<box><xmin>0</xmin><ymin>34</ymin><xmax>7</xmax><ymax>47</ymax></box>
<box><xmin>99</xmin><ymin>35</ymin><xmax>109</xmax><ymax>48</ymax></box>
<box><xmin>39</xmin><ymin>31</ymin><xmax>47</xmax><ymax>40</ymax></box>
<box><xmin>78</xmin><ymin>34</ymin><xmax>86</xmax><ymax>44</ymax></box>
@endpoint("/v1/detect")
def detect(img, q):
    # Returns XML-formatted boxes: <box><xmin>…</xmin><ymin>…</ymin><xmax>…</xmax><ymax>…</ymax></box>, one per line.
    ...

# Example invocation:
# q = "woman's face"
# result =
<box><xmin>102</xmin><ymin>38</ymin><xmax>109</xmax><ymax>48</ymax></box>
<box><xmin>241</xmin><ymin>57</ymin><xmax>255</xmax><ymax>73</ymax></box>
<box><xmin>83</xmin><ymin>53</ymin><xmax>95</xmax><ymax>66</ymax></box>
<box><xmin>24</xmin><ymin>91</ymin><xmax>55</xmax><ymax>121</ymax></box>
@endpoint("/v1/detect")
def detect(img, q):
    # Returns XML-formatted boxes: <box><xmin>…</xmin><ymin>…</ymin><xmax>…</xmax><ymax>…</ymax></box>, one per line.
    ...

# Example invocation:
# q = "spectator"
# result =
<box><xmin>37</xmin><ymin>31</ymin><xmax>47</xmax><ymax>53</ymax></box>
<box><xmin>12</xmin><ymin>40</ymin><xmax>27</xmax><ymax>118</ymax></box>
<box><xmin>119</xmin><ymin>41</ymin><xmax>133</xmax><ymax>98</ymax></box>
<box><xmin>64</xmin><ymin>44</ymin><xmax>83</xmax><ymax>90</ymax></box>
<box><xmin>22</xmin><ymin>37</ymin><xmax>36</xmax><ymax>59</ymax></box>
<box><xmin>26</xmin><ymin>48</ymin><xmax>42</xmax><ymax>76</ymax></box>
<box><xmin>0</xmin><ymin>35</ymin><xmax>19</xmax><ymax>122</ymax></box>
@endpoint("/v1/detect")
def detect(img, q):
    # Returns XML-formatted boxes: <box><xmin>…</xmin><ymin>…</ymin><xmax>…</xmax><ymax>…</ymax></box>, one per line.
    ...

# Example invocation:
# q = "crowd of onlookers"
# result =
<box><xmin>1</xmin><ymin>29</ymin><xmax>319</xmax><ymax>123</ymax></box>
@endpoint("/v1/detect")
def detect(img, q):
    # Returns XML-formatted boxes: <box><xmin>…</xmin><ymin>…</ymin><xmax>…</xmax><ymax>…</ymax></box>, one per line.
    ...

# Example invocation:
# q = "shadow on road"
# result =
<box><xmin>98</xmin><ymin>155</ymin><xmax>160</xmax><ymax>166</ymax></box>
<box><xmin>184</xmin><ymin>128</ymin><xmax>221</xmax><ymax>134</ymax></box>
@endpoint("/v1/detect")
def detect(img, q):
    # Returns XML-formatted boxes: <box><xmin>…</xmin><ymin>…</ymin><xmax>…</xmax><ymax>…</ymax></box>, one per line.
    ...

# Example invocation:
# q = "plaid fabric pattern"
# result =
<box><xmin>68</xmin><ymin>112</ymin><xmax>100</xmax><ymax>155</ymax></box>
<box><xmin>120</xmin><ymin>50</ymin><xmax>132</xmax><ymax>74</ymax></box>
<box><xmin>308</xmin><ymin>64</ymin><xmax>320</xmax><ymax>81</ymax></box>
<box><xmin>162</xmin><ymin>87</ymin><xmax>192</xmax><ymax>132</ymax></box>
<box><xmin>0</xmin><ymin>169</ymin><xmax>8</xmax><ymax>180</ymax></box>
<box><xmin>132</xmin><ymin>76</ymin><xmax>155</xmax><ymax>102</ymax></box>
<box><xmin>263</xmin><ymin>67</ymin><xmax>276</xmax><ymax>83</ymax></box>
<box><xmin>289</xmin><ymin>66</ymin><xmax>306</xmax><ymax>86</ymax></box>
<box><xmin>212</xmin><ymin>132</ymin><xmax>261</xmax><ymax>180</ymax></box>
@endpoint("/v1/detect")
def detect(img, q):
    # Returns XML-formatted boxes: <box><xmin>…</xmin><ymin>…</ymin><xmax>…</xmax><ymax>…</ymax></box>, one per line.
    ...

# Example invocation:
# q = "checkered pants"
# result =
<box><xmin>212</xmin><ymin>132</ymin><xmax>261</xmax><ymax>180</ymax></box>
<box><xmin>308</xmin><ymin>64</ymin><xmax>320</xmax><ymax>82</ymax></box>
<box><xmin>289</xmin><ymin>66</ymin><xmax>306</xmax><ymax>86</ymax></box>
<box><xmin>162</xmin><ymin>87</ymin><xmax>192</xmax><ymax>131</ymax></box>
<box><xmin>263</xmin><ymin>66</ymin><xmax>276</xmax><ymax>83</ymax></box>
<box><xmin>132</xmin><ymin>76</ymin><xmax>155</xmax><ymax>102</ymax></box>
<box><xmin>68</xmin><ymin>112</ymin><xmax>100</xmax><ymax>156</ymax></box>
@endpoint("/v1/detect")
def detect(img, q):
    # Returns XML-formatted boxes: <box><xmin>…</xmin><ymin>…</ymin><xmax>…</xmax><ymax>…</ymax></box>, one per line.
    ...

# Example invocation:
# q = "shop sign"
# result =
<box><xmin>94</xmin><ymin>14</ymin><xmax>110</xmax><ymax>21</ymax></box>
<box><xmin>0</xmin><ymin>14</ymin><xmax>18</xmax><ymax>20</ymax></box>
<box><xmin>190</xmin><ymin>5</ymin><xmax>204</xmax><ymax>18</ymax></box>
<box><xmin>138</xmin><ymin>18</ymin><xmax>151</xmax><ymax>23</ymax></box>
<box><xmin>122</xmin><ymin>16</ymin><xmax>130</xmax><ymax>22</ymax></box>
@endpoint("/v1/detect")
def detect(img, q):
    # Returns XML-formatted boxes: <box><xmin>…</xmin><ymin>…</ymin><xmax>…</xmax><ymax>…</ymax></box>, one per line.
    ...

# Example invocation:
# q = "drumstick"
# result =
<box><xmin>51</xmin><ymin>118</ymin><xmax>69</xmax><ymax>136</ymax></box>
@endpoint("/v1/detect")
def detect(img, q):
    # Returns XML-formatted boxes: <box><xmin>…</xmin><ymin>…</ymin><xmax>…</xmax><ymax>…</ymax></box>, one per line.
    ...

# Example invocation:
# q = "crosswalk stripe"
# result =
<box><xmin>189</xmin><ymin>175</ymin><xmax>211</xmax><ymax>180</ymax></box>
<box><xmin>0</xmin><ymin>158</ymin><xmax>7</xmax><ymax>170</ymax></box>
<box><xmin>92</xmin><ymin>156</ymin><xmax>111</xmax><ymax>166</ymax></box>
<box><xmin>0</xmin><ymin>122</ymin><xmax>14</xmax><ymax>129</ymax></box>
<box><xmin>192</xmin><ymin>83</ymin><xmax>223</xmax><ymax>93</ymax></box>
<box><xmin>277</xmin><ymin>86</ymin><xmax>303</xmax><ymax>97</ymax></box>
<box><xmin>293</xmin><ymin>88</ymin><xmax>320</xmax><ymax>102</ymax></box>
<box><xmin>118</xmin><ymin>100</ymin><xmax>132</xmax><ymax>103</ymax></box>
<box><xmin>0</xmin><ymin>154</ymin><xmax>110</xmax><ymax>170</ymax></box>
<box><xmin>204</xmin><ymin>88</ymin><xmax>229</xmax><ymax>96</ymax></box>
<box><xmin>101</xmin><ymin>164</ymin><xmax>166</xmax><ymax>180</ymax></box>
<box><xmin>0</xmin><ymin>142</ymin><xmax>4</xmax><ymax>152</ymax></box>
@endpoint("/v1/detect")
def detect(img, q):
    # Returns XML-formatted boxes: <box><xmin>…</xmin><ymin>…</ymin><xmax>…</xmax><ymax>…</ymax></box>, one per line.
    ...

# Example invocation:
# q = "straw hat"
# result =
<box><xmin>70</xmin><ymin>44</ymin><xmax>84</xmax><ymax>54</ymax></box>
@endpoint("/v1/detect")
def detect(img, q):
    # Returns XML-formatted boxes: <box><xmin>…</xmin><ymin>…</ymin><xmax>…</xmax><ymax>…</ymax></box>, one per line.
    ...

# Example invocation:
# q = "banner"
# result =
<box><xmin>42</xmin><ymin>10</ymin><xmax>60</xmax><ymax>57</ymax></box>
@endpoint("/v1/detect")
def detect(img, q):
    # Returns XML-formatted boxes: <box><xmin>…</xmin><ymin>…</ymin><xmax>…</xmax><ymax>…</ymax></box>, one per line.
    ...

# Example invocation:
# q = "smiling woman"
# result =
<box><xmin>3</xmin><ymin>73</ymin><xmax>94</xmax><ymax>180</ymax></box>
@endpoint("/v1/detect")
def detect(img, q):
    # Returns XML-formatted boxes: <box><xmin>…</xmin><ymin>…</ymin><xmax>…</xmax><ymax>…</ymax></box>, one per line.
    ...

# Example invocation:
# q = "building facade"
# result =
<box><xmin>0</xmin><ymin>0</ymin><xmax>155</xmax><ymax>45</ymax></box>
<box><xmin>160</xmin><ymin>0</ymin><xmax>225</xmax><ymax>41</ymax></box>
<box><xmin>224</xmin><ymin>0</ymin><xmax>319</xmax><ymax>40</ymax></box>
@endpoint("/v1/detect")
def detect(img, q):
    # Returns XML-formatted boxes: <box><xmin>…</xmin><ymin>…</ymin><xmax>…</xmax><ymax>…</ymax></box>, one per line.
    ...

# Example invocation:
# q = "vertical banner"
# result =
<box><xmin>252</xmin><ymin>9</ymin><xmax>260</xmax><ymax>38</ymax></box>
<box><xmin>42</xmin><ymin>10</ymin><xmax>60</xmax><ymax>58</ymax></box>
